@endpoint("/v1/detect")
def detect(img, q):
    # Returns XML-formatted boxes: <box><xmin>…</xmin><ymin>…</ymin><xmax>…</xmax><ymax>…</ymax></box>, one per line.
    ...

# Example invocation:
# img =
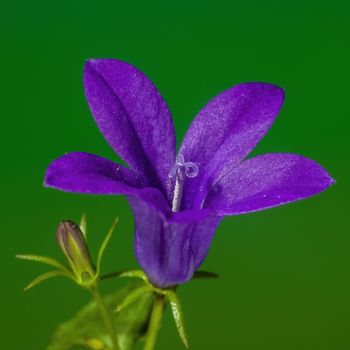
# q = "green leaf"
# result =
<box><xmin>115</xmin><ymin>285</ymin><xmax>154</xmax><ymax>313</ymax></box>
<box><xmin>16</xmin><ymin>254</ymin><xmax>71</xmax><ymax>274</ymax></box>
<box><xmin>48</xmin><ymin>282</ymin><xmax>153</xmax><ymax>350</ymax></box>
<box><xmin>24</xmin><ymin>270</ymin><xmax>74</xmax><ymax>291</ymax></box>
<box><xmin>193</xmin><ymin>270</ymin><xmax>219</xmax><ymax>279</ymax></box>
<box><xmin>96</xmin><ymin>218</ymin><xmax>118</xmax><ymax>277</ymax></box>
<box><xmin>166</xmin><ymin>290</ymin><xmax>189</xmax><ymax>348</ymax></box>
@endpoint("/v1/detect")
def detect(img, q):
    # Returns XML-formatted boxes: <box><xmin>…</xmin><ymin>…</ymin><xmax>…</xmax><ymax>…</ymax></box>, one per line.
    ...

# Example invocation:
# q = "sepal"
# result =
<box><xmin>166</xmin><ymin>290</ymin><xmax>189</xmax><ymax>348</ymax></box>
<box><xmin>115</xmin><ymin>285</ymin><xmax>153</xmax><ymax>313</ymax></box>
<box><xmin>114</xmin><ymin>278</ymin><xmax>190</xmax><ymax>348</ymax></box>
<box><xmin>108</xmin><ymin>268</ymin><xmax>218</xmax><ymax>348</ymax></box>
<box><xmin>79</xmin><ymin>213</ymin><xmax>88</xmax><ymax>239</ymax></box>
<box><xmin>96</xmin><ymin>218</ymin><xmax>118</xmax><ymax>278</ymax></box>
<box><xmin>193</xmin><ymin>270</ymin><xmax>219</xmax><ymax>279</ymax></box>
<box><xmin>23</xmin><ymin>270</ymin><xmax>74</xmax><ymax>291</ymax></box>
<box><xmin>15</xmin><ymin>254</ymin><xmax>71</xmax><ymax>273</ymax></box>
<box><xmin>101</xmin><ymin>269</ymin><xmax>148</xmax><ymax>282</ymax></box>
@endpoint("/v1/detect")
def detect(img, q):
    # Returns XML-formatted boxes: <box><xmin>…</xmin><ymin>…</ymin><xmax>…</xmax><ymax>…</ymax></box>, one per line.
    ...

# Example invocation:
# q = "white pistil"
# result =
<box><xmin>168</xmin><ymin>154</ymin><xmax>198</xmax><ymax>212</ymax></box>
<box><xmin>172</xmin><ymin>168</ymin><xmax>184</xmax><ymax>212</ymax></box>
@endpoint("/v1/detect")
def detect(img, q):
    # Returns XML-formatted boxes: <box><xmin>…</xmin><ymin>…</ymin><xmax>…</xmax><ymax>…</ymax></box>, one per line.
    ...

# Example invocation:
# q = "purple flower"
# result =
<box><xmin>45</xmin><ymin>59</ymin><xmax>334</xmax><ymax>288</ymax></box>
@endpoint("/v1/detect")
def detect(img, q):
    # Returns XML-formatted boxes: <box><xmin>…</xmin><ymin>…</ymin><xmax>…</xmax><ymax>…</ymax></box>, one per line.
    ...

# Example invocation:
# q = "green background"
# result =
<box><xmin>1</xmin><ymin>1</ymin><xmax>349</xmax><ymax>349</ymax></box>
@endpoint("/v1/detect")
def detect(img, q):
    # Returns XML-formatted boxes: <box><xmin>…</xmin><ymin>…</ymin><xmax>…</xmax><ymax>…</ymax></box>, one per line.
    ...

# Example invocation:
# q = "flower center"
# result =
<box><xmin>168</xmin><ymin>153</ymin><xmax>198</xmax><ymax>212</ymax></box>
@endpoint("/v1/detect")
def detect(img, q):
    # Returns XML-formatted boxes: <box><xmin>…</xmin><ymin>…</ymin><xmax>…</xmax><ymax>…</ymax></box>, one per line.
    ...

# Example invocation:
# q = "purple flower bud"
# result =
<box><xmin>56</xmin><ymin>220</ymin><xmax>95</xmax><ymax>284</ymax></box>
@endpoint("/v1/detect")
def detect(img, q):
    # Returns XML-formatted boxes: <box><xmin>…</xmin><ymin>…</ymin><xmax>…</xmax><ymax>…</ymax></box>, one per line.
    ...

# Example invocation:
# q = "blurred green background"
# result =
<box><xmin>1</xmin><ymin>0</ymin><xmax>349</xmax><ymax>349</ymax></box>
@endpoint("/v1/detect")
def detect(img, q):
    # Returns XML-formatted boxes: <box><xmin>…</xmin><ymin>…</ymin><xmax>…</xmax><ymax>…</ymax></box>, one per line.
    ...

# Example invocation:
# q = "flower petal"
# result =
<box><xmin>179</xmin><ymin>83</ymin><xmax>285</xmax><ymax>209</ymax></box>
<box><xmin>190</xmin><ymin>216</ymin><xmax>222</xmax><ymax>269</ymax></box>
<box><xmin>44</xmin><ymin>152</ymin><xmax>143</xmax><ymax>195</ymax></box>
<box><xmin>204</xmin><ymin>153</ymin><xmax>335</xmax><ymax>215</ymax></box>
<box><xmin>128</xmin><ymin>195</ymin><xmax>195</xmax><ymax>288</ymax></box>
<box><xmin>84</xmin><ymin>59</ymin><xmax>176</xmax><ymax>192</ymax></box>
<box><xmin>128</xmin><ymin>191</ymin><xmax>220</xmax><ymax>287</ymax></box>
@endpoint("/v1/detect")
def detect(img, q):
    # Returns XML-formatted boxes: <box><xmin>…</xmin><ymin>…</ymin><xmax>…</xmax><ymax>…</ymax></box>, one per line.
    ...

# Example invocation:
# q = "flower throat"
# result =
<box><xmin>168</xmin><ymin>154</ymin><xmax>198</xmax><ymax>212</ymax></box>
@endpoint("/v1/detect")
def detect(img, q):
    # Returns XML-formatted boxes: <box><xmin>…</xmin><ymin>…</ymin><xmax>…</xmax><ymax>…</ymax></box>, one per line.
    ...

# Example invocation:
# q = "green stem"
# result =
<box><xmin>90</xmin><ymin>285</ymin><xmax>119</xmax><ymax>350</ymax></box>
<box><xmin>143</xmin><ymin>295</ymin><xmax>164</xmax><ymax>350</ymax></box>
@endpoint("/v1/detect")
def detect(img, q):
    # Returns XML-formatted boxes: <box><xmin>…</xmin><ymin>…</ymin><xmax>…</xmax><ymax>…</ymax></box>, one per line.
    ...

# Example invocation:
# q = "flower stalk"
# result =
<box><xmin>90</xmin><ymin>285</ymin><xmax>119</xmax><ymax>350</ymax></box>
<box><xmin>143</xmin><ymin>295</ymin><xmax>165</xmax><ymax>350</ymax></box>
